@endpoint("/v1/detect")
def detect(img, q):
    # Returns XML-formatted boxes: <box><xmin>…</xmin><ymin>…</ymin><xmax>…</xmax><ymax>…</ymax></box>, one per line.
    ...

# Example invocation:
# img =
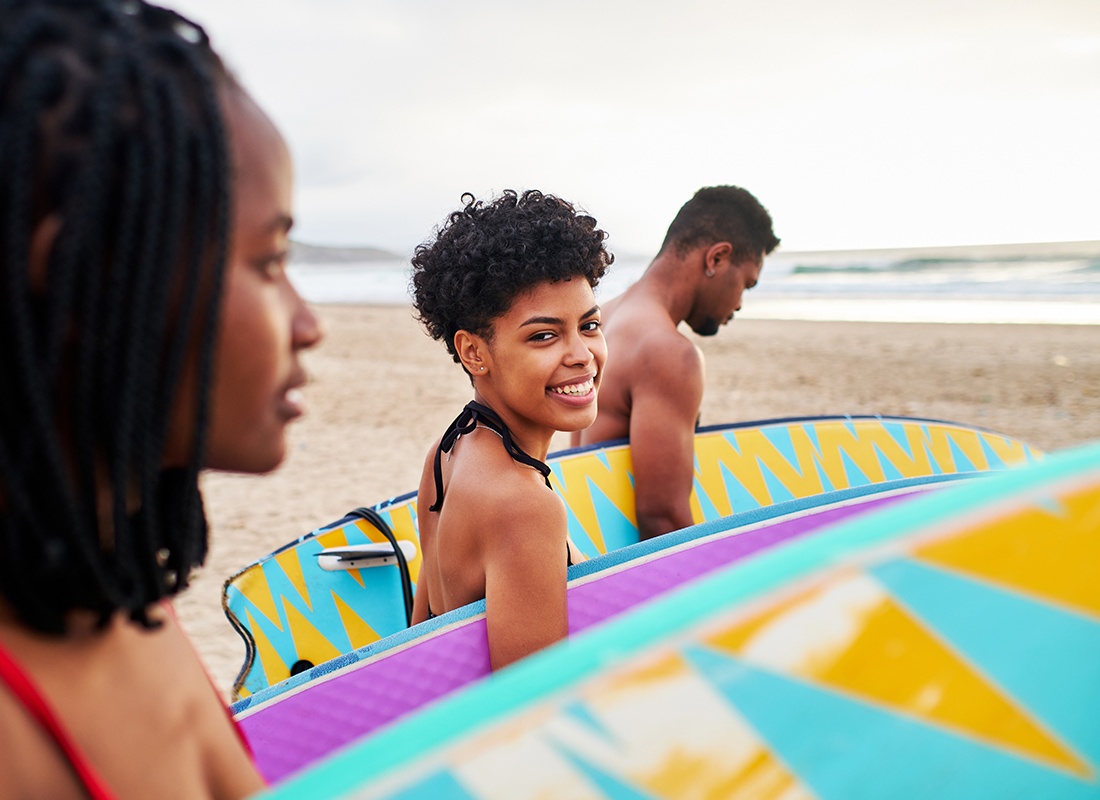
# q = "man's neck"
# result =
<box><xmin>632</xmin><ymin>251</ymin><xmax>700</xmax><ymax>326</ymax></box>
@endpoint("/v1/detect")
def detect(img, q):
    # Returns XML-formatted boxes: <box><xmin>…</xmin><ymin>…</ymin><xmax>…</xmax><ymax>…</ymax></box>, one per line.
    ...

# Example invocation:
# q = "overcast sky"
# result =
<box><xmin>172</xmin><ymin>0</ymin><xmax>1099</xmax><ymax>256</ymax></box>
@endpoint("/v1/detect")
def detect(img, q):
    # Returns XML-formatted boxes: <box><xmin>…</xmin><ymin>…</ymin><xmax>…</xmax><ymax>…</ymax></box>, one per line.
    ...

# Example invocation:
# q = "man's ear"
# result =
<box><xmin>29</xmin><ymin>214</ymin><xmax>63</xmax><ymax>292</ymax></box>
<box><xmin>703</xmin><ymin>241</ymin><xmax>733</xmax><ymax>277</ymax></box>
<box><xmin>454</xmin><ymin>330</ymin><xmax>490</xmax><ymax>376</ymax></box>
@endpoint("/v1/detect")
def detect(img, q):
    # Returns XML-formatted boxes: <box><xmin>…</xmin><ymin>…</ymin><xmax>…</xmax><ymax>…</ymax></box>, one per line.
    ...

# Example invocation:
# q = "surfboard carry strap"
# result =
<box><xmin>345</xmin><ymin>506</ymin><xmax>415</xmax><ymax>627</ymax></box>
<box><xmin>429</xmin><ymin>400</ymin><xmax>552</xmax><ymax>513</ymax></box>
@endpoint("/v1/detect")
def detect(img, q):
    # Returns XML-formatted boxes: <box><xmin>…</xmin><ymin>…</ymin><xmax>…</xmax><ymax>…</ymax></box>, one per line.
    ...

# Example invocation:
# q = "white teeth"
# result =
<box><xmin>551</xmin><ymin>378</ymin><xmax>594</xmax><ymax>396</ymax></box>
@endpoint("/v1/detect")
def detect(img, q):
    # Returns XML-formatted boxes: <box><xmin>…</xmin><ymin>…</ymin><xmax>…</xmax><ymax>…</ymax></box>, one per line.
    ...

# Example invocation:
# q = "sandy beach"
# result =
<box><xmin>176</xmin><ymin>305</ymin><xmax>1100</xmax><ymax>695</ymax></box>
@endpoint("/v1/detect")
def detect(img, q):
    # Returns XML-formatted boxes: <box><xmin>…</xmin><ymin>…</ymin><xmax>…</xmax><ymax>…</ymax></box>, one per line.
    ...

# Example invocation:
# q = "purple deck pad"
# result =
<box><xmin>241</xmin><ymin>491</ymin><xmax>914</xmax><ymax>783</ymax></box>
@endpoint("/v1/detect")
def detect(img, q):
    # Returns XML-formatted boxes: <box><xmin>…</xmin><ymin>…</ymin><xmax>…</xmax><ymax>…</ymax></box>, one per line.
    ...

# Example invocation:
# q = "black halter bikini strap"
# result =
<box><xmin>466</xmin><ymin>401</ymin><xmax>553</xmax><ymax>489</ymax></box>
<box><xmin>429</xmin><ymin>404</ymin><xmax>478</xmax><ymax>512</ymax></box>
<box><xmin>428</xmin><ymin>401</ymin><xmax>552</xmax><ymax>513</ymax></box>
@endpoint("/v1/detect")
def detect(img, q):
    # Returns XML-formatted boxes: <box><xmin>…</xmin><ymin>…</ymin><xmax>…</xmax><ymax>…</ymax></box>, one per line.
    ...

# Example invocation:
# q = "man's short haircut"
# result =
<box><xmin>411</xmin><ymin>189</ymin><xmax>613</xmax><ymax>369</ymax></box>
<box><xmin>658</xmin><ymin>185</ymin><xmax>780</xmax><ymax>262</ymax></box>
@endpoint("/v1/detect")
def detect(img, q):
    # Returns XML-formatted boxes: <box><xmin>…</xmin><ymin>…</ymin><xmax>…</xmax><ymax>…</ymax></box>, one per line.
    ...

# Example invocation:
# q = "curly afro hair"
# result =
<box><xmin>411</xmin><ymin>189</ymin><xmax>613</xmax><ymax>369</ymax></box>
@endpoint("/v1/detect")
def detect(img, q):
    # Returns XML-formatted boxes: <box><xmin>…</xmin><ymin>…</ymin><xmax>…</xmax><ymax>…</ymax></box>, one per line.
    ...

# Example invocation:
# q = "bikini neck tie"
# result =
<box><xmin>429</xmin><ymin>401</ymin><xmax>552</xmax><ymax>512</ymax></box>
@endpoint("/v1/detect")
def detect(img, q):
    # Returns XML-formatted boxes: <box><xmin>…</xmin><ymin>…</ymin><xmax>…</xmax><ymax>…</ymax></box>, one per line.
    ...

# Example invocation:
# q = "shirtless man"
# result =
<box><xmin>574</xmin><ymin>186</ymin><xmax>779</xmax><ymax>540</ymax></box>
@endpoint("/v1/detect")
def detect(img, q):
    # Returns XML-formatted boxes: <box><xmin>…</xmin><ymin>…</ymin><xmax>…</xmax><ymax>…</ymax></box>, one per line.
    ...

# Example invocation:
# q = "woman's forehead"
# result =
<box><xmin>223</xmin><ymin>87</ymin><xmax>289</xmax><ymax>179</ymax></box>
<box><xmin>502</xmin><ymin>279</ymin><xmax>597</xmax><ymax>322</ymax></box>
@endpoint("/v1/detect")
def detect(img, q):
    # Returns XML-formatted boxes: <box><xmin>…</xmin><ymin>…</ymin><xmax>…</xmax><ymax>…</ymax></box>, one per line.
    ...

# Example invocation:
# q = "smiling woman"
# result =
<box><xmin>409</xmin><ymin>190</ymin><xmax>613</xmax><ymax>670</ymax></box>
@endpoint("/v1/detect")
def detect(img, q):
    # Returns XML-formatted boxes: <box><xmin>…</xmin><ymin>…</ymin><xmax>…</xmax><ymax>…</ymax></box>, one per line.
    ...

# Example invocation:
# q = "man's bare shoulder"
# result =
<box><xmin>609</xmin><ymin>293</ymin><xmax>696</xmax><ymax>355</ymax></box>
<box><xmin>607</xmin><ymin>318</ymin><xmax>700</xmax><ymax>382</ymax></box>
<box><xmin>580</xmin><ymin>291</ymin><xmax>704</xmax><ymax>447</ymax></box>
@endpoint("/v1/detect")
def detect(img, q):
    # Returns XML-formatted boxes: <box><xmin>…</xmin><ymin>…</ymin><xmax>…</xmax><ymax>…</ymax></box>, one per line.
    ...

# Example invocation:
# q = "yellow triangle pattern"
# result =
<box><xmin>943</xmin><ymin>429</ymin><xmax>991</xmax><ymax>471</ymax></box>
<box><xmin>315</xmin><ymin>527</ymin><xmax>350</xmax><ymax>549</ymax></box>
<box><xmin>349</xmin><ymin>517</ymin><xmax>385</xmax><ymax>544</ymax></box>
<box><xmin>387</xmin><ymin>503</ymin><xmax>424</xmax><ymax>582</ymax></box>
<box><xmin>915</xmin><ymin>483</ymin><xmax>1100</xmax><ymax>619</ymax></box>
<box><xmin>643</xmin><ymin>739</ymin><xmax>811</xmax><ymax>800</ymax></box>
<box><xmin>245</xmin><ymin>608</ymin><xmax>289</xmax><ymax>689</ymax></box>
<box><xmin>734</xmin><ymin>428</ymin><xmax>826</xmax><ymax>499</ymax></box>
<box><xmin>235</xmin><ymin>565</ymin><xmax>282</xmax><ymax>630</ymax></box>
<box><xmin>607</xmin><ymin>655</ymin><xmax>814</xmax><ymax>796</ymax></box>
<box><xmin>810</xmin><ymin>421</ymin><xmax>890</xmax><ymax>487</ymax></box>
<box><xmin>864</xmin><ymin>423</ymin><xmax>935</xmax><ymax>479</ymax></box>
<box><xmin>274</xmin><ymin>548</ymin><xmax>311</xmax><ymax>611</ymax></box>
<box><xmin>688</xmin><ymin>487</ymin><xmax>705</xmax><ymax>525</ymax></box>
<box><xmin>704</xmin><ymin>573</ymin><xmax>1090</xmax><ymax>777</ymax></box>
<box><xmin>920</xmin><ymin>426</ymin><xmax>966</xmax><ymax>474</ymax></box>
<box><xmin>315</xmin><ymin>526</ymin><xmax>364</xmax><ymax>588</ymax></box>
<box><xmin>332</xmin><ymin>591</ymin><xmax>382</xmax><ymax>650</ymax></box>
<box><xmin>551</xmin><ymin>447</ymin><xmax>636</xmax><ymax>554</ymax></box>
<box><xmin>981</xmin><ymin>434</ymin><xmax>1036</xmax><ymax>467</ymax></box>
<box><xmin>694</xmin><ymin>434</ymin><xmax>771</xmax><ymax>516</ymax></box>
<box><xmin>532</xmin><ymin>651</ymin><xmax>809</xmax><ymax>800</ymax></box>
<box><xmin>282</xmin><ymin>596</ymin><xmax>341</xmax><ymax>667</ymax></box>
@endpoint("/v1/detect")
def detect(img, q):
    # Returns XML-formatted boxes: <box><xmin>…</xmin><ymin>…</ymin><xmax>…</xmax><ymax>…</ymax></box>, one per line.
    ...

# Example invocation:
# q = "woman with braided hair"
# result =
<box><xmin>0</xmin><ymin>1</ymin><xmax>322</xmax><ymax>796</ymax></box>
<box><xmin>409</xmin><ymin>190</ymin><xmax>612</xmax><ymax>670</ymax></box>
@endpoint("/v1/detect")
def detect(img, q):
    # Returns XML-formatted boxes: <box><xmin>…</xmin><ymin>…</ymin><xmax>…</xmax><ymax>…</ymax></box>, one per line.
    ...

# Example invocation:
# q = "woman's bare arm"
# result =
<box><xmin>481</xmin><ymin>490</ymin><xmax>569</xmax><ymax>671</ymax></box>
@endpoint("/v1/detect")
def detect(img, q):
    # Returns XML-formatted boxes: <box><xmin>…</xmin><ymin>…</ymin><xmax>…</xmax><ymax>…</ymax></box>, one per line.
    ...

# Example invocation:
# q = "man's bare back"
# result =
<box><xmin>576</xmin><ymin>283</ymin><xmax>706</xmax><ymax>538</ymax></box>
<box><xmin>576</xmin><ymin>185</ymin><xmax>779</xmax><ymax>539</ymax></box>
<box><xmin>577</xmin><ymin>286</ymin><xmax>710</xmax><ymax>446</ymax></box>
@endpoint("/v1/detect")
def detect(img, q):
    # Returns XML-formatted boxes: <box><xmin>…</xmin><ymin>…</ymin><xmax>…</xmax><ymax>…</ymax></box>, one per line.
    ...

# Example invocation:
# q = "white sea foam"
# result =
<box><xmin>289</xmin><ymin>242</ymin><xmax>1100</xmax><ymax>325</ymax></box>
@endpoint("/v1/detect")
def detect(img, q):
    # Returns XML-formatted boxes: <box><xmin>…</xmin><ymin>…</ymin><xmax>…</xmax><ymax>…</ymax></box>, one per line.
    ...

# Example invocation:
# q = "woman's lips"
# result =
<box><xmin>547</xmin><ymin>375</ymin><xmax>597</xmax><ymax>406</ymax></box>
<box><xmin>278</xmin><ymin>386</ymin><xmax>306</xmax><ymax>419</ymax></box>
<box><xmin>549</xmin><ymin>376</ymin><xmax>595</xmax><ymax>397</ymax></box>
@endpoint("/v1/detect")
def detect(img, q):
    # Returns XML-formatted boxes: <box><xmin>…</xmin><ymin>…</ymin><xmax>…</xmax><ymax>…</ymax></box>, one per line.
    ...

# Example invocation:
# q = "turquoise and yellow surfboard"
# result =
<box><xmin>224</xmin><ymin>415</ymin><xmax>1039</xmax><ymax>699</ymax></box>
<box><xmin>261</xmin><ymin>437</ymin><xmax>1100</xmax><ymax>800</ymax></box>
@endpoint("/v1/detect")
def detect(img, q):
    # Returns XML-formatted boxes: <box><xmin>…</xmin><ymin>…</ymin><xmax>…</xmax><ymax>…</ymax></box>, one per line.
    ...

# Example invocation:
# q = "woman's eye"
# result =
<box><xmin>257</xmin><ymin>254</ymin><xmax>288</xmax><ymax>280</ymax></box>
<box><xmin>529</xmin><ymin>331</ymin><xmax>555</xmax><ymax>342</ymax></box>
<box><xmin>581</xmin><ymin>320</ymin><xmax>601</xmax><ymax>332</ymax></box>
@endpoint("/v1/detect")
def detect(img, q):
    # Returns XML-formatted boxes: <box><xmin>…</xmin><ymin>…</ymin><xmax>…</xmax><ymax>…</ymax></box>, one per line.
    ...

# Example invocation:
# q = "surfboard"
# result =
<box><xmin>262</xmin><ymin>438</ymin><xmax>1100</xmax><ymax>800</ymax></box>
<box><xmin>239</xmin><ymin>476</ymin><xmax>980</xmax><ymax>783</ymax></box>
<box><xmin>224</xmin><ymin>415</ymin><xmax>1040</xmax><ymax>698</ymax></box>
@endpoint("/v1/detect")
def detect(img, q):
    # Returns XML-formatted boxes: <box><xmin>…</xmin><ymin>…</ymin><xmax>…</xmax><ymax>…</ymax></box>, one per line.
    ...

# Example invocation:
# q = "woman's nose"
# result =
<box><xmin>291</xmin><ymin>287</ymin><xmax>325</xmax><ymax>351</ymax></box>
<box><xmin>565</xmin><ymin>331</ymin><xmax>594</xmax><ymax>366</ymax></box>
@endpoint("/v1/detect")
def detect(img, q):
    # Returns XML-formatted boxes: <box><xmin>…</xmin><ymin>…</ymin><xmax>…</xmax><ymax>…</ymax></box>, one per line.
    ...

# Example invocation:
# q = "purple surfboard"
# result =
<box><xmin>234</xmin><ymin>480</ymin><xmax>959</xmax><ymax>783</ymax></box>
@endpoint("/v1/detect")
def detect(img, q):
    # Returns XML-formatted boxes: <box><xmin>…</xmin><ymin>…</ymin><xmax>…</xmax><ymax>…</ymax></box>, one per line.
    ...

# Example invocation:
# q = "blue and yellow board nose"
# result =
<box><xmin>224</xmin><ymin>415</ymin><xmax>1040</xmax><ymax>699</ymax></box>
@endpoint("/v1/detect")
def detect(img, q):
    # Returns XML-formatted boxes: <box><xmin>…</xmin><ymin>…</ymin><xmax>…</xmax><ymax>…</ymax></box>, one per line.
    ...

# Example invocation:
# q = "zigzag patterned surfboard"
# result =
<box><xmin>224</xmin><ymin>416</ymin><xmax>1040</xmax><ymax>698</ymax></box>
<box><xmin>236</xmin><ymin>480</ymin><xmax>960</xmax><ymax>783</ymax></box>
<box><xmin>263</xmin><ymin>439</ymin><xmax>1100</xmax><ymax>800</ymax></box>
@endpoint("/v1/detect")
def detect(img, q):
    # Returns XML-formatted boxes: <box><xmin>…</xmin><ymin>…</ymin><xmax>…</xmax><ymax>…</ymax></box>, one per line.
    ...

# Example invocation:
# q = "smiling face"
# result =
<box><xmin>687</xmin><ymin>251</ymin><xmax>763</xmax><ymax>336</ymax></box>
<box><xmin>462</xmin><ymin>278</ymin><xmax>606</xmax><ymax>454</ymax></box>
<box><xmin>201</xmin><ymin>88</ymin><xmax>323</xmax><ymax>473</ymax></box>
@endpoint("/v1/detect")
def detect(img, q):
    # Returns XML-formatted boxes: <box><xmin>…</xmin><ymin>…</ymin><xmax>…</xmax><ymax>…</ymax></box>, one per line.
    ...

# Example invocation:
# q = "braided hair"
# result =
<box><xmin>0</xmin><ymin>0</ymin><xmax>232</xmax><ymax>633</ymax></box>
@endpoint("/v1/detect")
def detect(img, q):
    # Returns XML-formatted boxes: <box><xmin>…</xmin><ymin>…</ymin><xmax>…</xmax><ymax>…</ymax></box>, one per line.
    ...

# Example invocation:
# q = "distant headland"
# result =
<box><xmin>291</xmin><ymin>239</ymin><xmax>1100</xmax><ymax>266</ymax></box>
<box><xmin>290</xmin><ymin>241</ymin><xmax>404</xmax><ymax>264</ymax></box>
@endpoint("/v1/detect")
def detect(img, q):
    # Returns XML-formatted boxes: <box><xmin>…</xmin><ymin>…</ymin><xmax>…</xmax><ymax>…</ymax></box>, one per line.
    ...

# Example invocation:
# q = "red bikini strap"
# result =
<box><xmin>0</xmin><ymin>642</ymin><xmax>116</xmax><ymax>800</ymax></box>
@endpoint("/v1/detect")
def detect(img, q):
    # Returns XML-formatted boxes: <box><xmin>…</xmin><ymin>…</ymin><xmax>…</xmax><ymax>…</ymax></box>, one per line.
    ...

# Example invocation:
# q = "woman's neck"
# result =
<box><xmin>469</xmin><ymin>393</ymin><xmax>553</xmax><ymax>461</ymax></box>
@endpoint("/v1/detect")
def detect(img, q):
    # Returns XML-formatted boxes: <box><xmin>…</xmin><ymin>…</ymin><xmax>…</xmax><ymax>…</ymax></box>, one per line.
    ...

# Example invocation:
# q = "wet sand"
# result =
<box><xmin>176</xmin><ymin>305</ymin><xmax>1100</xmax><ymax>695</ymax></box>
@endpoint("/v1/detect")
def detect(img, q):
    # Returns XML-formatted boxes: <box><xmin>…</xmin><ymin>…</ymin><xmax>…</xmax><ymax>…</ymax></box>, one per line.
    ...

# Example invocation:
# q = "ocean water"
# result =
<box><xmin>288</xmin><ymin>242</ymin><xmax>1100</xmax><ymax>325</ymax></box>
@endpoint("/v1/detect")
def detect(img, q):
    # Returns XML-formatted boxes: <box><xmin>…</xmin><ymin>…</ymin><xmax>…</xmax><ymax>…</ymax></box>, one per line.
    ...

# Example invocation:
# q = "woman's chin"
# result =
<box><xmin>203</xmin><ymin>440</ymin><xmax>286</xmax><ymax>475</ymax></box>
<box><xmin>553</xmin><ymin>403</ymin><xmax>598</xmax><ymax>433</ymax></box>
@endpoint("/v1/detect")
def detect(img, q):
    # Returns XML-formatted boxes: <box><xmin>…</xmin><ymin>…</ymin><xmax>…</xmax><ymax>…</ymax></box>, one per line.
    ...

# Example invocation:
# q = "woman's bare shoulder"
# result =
<box><xmin>1</xmin><ymin>611</ymin><xmax>262</xmax><ymax>799</ymax></box>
